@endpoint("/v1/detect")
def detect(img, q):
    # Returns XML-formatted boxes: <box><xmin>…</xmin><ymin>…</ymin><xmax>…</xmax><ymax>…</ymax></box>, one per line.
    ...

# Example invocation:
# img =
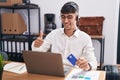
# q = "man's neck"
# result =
<box><xmin>64</xmin><ymin>28</ymin><xmax>76</xmax><ymax>37</ymax></box>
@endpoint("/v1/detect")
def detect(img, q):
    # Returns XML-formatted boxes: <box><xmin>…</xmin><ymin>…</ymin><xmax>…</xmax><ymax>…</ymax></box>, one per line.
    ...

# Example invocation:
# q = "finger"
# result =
<box><xmin>39</xmin><ymin>31</ymin><xmax>44</xmax><ymax>39</ymax></box>
<box><xmin>80</xmin><ymin>63</ymin><xmax>90</xmax><ymax>70</ymax></box>
<box><xmin>34</xmin><ymin>41</ymin><xmax>43</xmax><ymax>47</ymax></box>
<box><xmin>76</xmin><ymin>60</ymin><xmax>84</xmax><ymax>66</ymax></box>
<box><xmin>76</xmin><ymin>57</ymin><xmax>87</xmax><ymax>66</ymax></box>
<box><xmin>79</xmin><ymin>57</ymin><xmax>85</xmax><ymax>60</ymax></box>
<box><xmin>78</xmin><ymin>62</ymin><xmax>88</xmax><ymax>68</ymax></box>
<box><xmin>76</xmin><ymin>57</ymin><xmax>84</xmax><ymax>64</ymax></box>
<box><xmin>34</xmin><ymin>44</ymin><xmax>41</xmax><ymax>47</ymax></box>
<box><xmin>35</xmin><ymin>39</ymin><xmax>43</xmax><ymax>44</ymax></box>
<box><xmin>34</xmin><ymin>39</ymin><xmax>43</xmax><ymax>47</ymax></box>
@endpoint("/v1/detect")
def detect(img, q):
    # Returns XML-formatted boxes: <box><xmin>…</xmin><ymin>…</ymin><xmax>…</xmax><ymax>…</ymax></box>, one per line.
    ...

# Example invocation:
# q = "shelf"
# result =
<box><xmin>0</xmin><ymin>4</ymin><xmax>39</xmax><ymax>9</ymax></box>
<box><xmin>1</xmin><ymin>35</ymin><xmax>37</xmax><ymax>41</ymax></box>
<box><xmin>91</xmin><ymin>35</ymin><xmax>104</xmax><ymax>39</ymax></box>
<box><xmin>0</xmin><ymin>4</ymin><xmax>40</xmax><ymax>62</ymax></box>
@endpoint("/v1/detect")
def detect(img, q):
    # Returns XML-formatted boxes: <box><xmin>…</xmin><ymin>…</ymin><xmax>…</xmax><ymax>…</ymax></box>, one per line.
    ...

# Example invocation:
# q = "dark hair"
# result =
<box><xmin>61</xmin><ymin>2</ymin><xmax>79</xmax><ymax>14</ymax></box>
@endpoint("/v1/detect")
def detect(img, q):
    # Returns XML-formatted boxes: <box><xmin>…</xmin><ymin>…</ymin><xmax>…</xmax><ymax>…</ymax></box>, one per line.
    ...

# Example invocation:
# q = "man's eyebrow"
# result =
<box><xmin>61</xmin><ymin>14</ymin><xmax>73</xmax><ymax>16</ymax></box>
<box><xmin>60</xmin><ymin>14</ymin><xmax>64</xmax><ymax>16</ymax></box>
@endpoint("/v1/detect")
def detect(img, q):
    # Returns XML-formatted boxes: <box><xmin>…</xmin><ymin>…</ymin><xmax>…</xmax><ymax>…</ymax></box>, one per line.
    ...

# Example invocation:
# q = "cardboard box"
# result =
<box><xmin>1</xmin><ymin>13</ymin><xmax>27</xmax><ymax>34</ymax></box>
<box><xmin>0</xmin><ymin>0</ymin><xmax>22</xmax><ymax>6</ymax></box>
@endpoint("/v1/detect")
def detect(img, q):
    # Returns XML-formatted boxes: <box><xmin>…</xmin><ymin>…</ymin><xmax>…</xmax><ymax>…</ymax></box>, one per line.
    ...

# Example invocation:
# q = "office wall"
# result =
<box><xmin>30</xmin><ymin>0</ymin><xmax>119</xmax><ymax>65</ymax></box>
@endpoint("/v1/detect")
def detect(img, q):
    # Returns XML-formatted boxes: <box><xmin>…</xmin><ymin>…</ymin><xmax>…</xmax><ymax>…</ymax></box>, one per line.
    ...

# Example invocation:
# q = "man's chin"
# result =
<box><xmin>64</xmin><ymin>26</ymin><xmax>70</xmax><ymax>29</ymax></box>
<box><xmin>64</xmin><ymin>27</ymin><xmax>71</xmax><ymax>30</ymax></box>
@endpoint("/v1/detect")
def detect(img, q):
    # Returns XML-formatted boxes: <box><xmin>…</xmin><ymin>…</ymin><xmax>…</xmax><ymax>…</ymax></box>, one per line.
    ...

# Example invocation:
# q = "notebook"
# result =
<box><xmin>22</xmin><ymin>50</ymin><xmax>71</xmax><ymax>77</ymax></box>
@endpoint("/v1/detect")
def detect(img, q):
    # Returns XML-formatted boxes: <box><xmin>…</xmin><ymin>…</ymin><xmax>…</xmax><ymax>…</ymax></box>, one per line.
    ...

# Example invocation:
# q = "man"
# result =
<box><xmin>32</xmin><ymin>1</ymin><xmax>97</xmax><ymax>71</ymax></box>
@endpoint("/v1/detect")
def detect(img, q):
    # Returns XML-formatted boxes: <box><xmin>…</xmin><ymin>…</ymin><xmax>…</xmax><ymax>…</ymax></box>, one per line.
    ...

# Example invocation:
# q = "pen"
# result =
<box><xmin>19</xmin><ymin>65</ymin><xmax>24</xmax><ymax>71</ymax></box>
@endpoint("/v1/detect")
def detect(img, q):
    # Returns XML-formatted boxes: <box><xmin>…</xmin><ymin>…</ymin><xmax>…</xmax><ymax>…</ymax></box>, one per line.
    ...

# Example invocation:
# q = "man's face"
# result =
<box><xmin>61</xmin><ymin>13</ymin><xmax>77</xmax><ymax>30</ymax></box>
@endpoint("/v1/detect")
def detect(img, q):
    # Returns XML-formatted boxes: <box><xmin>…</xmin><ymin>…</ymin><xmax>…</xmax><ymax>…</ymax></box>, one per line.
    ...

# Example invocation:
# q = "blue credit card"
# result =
<box><xmin>67</xmin><ymin>54</ymin><xmax>77</xmax><ymax>66</ymax></box>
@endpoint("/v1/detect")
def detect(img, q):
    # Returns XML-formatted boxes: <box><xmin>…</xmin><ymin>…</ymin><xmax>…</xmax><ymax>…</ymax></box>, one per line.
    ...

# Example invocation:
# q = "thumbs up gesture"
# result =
<box><xmin>34</xmin><ymin>31</ymin><xmax>44</xmax><ymax>47</ymax></box>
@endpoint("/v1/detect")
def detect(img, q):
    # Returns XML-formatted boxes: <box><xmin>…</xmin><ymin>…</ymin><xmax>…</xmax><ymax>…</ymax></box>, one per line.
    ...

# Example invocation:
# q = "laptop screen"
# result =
<box><xmin>22</xmin><ymin>50</ymin><xmax>71</xmax><ymax>77</ymax></box>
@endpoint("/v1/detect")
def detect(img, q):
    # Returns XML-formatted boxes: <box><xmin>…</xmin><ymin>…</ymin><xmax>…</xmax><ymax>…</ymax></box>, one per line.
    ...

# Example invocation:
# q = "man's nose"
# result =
<box><xmin>64</xmin><ymin>18</ymin><xmax>69</xmax><ymax>23</ymax></box>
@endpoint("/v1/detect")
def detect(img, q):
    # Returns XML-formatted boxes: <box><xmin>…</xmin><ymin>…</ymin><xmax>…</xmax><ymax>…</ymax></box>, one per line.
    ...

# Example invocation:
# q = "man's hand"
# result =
<box><xmin>76</xmin><ymin>57</ymin><xmax>91</xmax><ymax>71</ymax></box>
<box><xmin>34</xmin><ymin>31</ymin><xmax>44</xmax><ymax>47</ymax></box>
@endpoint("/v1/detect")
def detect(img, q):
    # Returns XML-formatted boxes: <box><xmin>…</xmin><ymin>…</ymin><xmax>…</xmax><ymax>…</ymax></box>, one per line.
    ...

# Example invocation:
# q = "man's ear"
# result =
<box><xmin>76</xmin><ymin>15</ymin><xmax>79</xmax><ymax>26</ymax></box>
<box><xmin>76</xmin><ymin>15</ymin><xmax>79</xmax><ymax>21</ymax></box>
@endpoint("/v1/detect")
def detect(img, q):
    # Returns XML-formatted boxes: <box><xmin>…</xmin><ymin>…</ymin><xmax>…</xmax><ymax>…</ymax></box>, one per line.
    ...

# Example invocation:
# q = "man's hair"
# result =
<box><xmin>61</xmin><ymin>1</ymin><xmax>79</xmax><ymax>14</ymax></box>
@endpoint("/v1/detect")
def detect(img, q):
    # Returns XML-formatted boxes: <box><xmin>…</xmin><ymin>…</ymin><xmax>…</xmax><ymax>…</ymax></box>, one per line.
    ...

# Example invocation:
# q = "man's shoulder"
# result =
<box><xmin>77</xmin><ymin>29</ymin><xmax>90</xmax><ymax>35</ymax></box>
<box><xmin>77</xmin><ymin>29</ymin><xmax>91</xmax><ymax>38</ymax></box>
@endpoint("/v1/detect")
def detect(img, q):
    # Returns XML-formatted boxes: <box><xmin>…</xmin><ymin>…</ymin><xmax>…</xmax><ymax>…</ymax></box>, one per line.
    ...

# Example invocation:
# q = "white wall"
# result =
<box><xmin>30</xmin><ymin>0</ymin><xmax>119</xmax><ymax>64</ymax></box>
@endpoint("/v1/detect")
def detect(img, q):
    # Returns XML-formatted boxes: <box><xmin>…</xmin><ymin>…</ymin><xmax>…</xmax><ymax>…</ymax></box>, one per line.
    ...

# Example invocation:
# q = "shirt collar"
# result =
<box><xmin>61</xmin><ymin>27</ymin><xmax>79</xmax><ymax>38</ymax></box>
<box><xmin>73</xmin><ymin>28</ymin><xmax>79</xmax><ymax>38</ymax></box>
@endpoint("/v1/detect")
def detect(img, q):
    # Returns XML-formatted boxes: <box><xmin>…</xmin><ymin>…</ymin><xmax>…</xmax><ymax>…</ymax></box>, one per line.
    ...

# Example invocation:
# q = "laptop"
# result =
<box><xmin>22</xmin><ymin>50</ymin><xmax>71</xmax><ymax>77</ymax></box>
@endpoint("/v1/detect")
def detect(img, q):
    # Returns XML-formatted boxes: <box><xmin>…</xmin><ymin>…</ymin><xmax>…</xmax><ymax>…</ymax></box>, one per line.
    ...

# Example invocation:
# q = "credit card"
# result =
<box><xmin>67</xmin><ymin>54</ymin><xmax>77</xmax><ymax>66</ymax></box>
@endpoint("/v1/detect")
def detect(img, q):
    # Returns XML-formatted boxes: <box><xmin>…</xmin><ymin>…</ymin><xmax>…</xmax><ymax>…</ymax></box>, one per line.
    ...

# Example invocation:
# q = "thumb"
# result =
<box><xmin>39</xmin><ymin>31</ymin><xmax>44</xmax><ymax>39</ymax></box>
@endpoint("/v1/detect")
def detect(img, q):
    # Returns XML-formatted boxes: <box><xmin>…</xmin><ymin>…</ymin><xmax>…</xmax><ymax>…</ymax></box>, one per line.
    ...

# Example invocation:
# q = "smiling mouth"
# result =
<box><xmin>64</xmin><ymin>24</ymin><xmax>69</xmax><ymax>26</ymax></box>
<box><xmin>64</xmin><ymin>23</ymin><xmax>71</xmax><ymax>26</ymax></box>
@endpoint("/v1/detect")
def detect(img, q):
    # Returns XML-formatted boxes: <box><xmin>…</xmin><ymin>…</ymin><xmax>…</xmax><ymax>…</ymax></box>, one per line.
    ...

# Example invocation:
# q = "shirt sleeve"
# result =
<box><xmin>82</xmin><ymin>36</ymin><xmax>97</xmax><ymax>70</ymax></box>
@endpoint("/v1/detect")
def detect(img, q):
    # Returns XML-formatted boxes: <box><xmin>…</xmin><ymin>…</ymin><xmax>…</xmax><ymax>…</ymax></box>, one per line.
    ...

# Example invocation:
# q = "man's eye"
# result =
<box><xmin>61</xmin><ymin>15</ymin><xmax>73</xmax><ymax>19</ymax></box>
<box><xmin>67</xmin><ymin>15</ymin><xmax>73</xmax><ymax>19</ymax></box>
<box><xmin>61</xmin><ymin>16</ymin><xmax>65</xmax><ymax>19</ymax></box>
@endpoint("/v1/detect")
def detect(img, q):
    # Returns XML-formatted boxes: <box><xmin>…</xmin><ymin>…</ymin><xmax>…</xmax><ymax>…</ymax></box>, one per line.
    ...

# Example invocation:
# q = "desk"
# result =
<box><xmin>2</xmin><ymin>70</ymin><xmax>106</xmax><ymax>80</ymax></box>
